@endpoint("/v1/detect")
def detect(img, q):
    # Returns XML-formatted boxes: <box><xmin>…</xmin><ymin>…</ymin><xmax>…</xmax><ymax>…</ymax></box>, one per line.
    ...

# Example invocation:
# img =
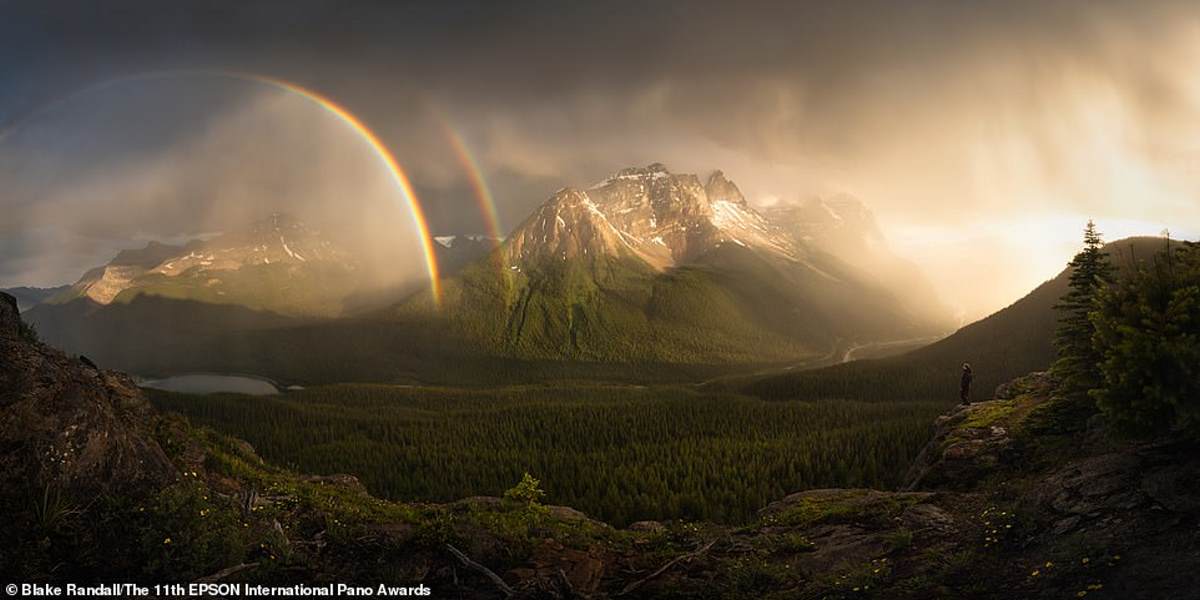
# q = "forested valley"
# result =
<box><xmin>149</xmin><ymin>384</ymin><xmax>947</xmax><ymax>526</ymax></box>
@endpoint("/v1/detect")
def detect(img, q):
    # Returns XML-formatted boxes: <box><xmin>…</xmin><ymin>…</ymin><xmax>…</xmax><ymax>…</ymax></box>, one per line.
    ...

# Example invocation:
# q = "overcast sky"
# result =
<box><xmin>2</xmin><ymin>0</ymin><xmax>1198</xmax><ymax>320</ymax></box>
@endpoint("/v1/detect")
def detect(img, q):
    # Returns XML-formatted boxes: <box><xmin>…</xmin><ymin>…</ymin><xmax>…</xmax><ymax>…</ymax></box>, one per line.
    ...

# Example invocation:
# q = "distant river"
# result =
<box><xmin>139</xmin><ymin>373</ymin><xmax>280</xmax><ymax>395</ymax></box>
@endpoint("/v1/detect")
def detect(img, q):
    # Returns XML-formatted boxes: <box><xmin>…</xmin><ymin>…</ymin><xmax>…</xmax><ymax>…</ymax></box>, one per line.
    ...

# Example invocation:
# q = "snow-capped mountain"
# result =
<box><xmin>420</xmin><ymin>163</ymin><xmax>953</xmax><ymax>363</ymax></box>
<box><xmin>505</xmin><ymin>163</ymin><xmax>799</xmax><ymax>271</ymax></box>
<box><xmin>56</xmin><ymin>213</ymin><xmax>358</xmax><ymax>316</ymax></box>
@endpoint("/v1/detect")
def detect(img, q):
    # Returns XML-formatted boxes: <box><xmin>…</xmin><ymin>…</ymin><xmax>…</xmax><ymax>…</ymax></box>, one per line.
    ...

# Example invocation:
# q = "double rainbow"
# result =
<box><xmin>0</xmin><ymin>70</ymin><xmax>444</xmax><ymax>306</ymax></box>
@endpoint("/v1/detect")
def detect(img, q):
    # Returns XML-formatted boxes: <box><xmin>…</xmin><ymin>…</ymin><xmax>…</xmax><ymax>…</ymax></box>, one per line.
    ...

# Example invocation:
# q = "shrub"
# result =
<box><xmin>503</xmin><ymin>472</ymin><xmax>546</xmax><ymax>508</ymax></box>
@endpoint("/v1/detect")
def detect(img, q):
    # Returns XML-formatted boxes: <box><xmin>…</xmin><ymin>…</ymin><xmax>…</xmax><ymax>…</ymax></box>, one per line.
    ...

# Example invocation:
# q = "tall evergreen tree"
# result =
<box><xmin>1091</xmin><ymin>240</ymin><xmax>1200</xmax><ymax>438</ymax></box>
<box><xmin>1052</xmin><ymin>220</ymin><xmax>1114</xmax><ymax>401</ymax></box>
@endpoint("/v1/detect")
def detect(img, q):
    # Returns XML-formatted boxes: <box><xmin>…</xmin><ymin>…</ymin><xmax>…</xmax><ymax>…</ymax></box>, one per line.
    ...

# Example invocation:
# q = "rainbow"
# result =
<box><xmin>437</xmin><ymin>117</ymin><xmax>505</xmax><ymax>245</ymax></box>
<box><xmin>0</xmin><ymin>70</ymin><xmax>442</xmax><ymax>306</ymax></box>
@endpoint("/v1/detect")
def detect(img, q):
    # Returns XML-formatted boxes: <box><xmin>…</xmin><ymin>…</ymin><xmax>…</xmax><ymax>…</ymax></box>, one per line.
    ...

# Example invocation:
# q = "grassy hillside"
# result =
<box><xmin>148</xmin><ymin>383</ymin><xmax>946</xmax><ymax>527</ymax></box>
<box><xmin>105</xmin><ymin>263</ymin><xmax>362</xmax><ymax>317</ymax></box>
<box><xmin>742</xmin><ymin>237</ymin><xmax>1169</xmax><ymax>402</ymax></box>
<box><xmin>423</xmin><ymin>246</ymin><xmax>822</xmax><ymax>363</ymax></box>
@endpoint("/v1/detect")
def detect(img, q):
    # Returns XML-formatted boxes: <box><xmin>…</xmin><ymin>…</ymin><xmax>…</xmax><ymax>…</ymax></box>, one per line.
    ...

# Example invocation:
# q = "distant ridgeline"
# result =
<box><xmin>0</xmin><ymin>286</ymin><xmax>70</xmax><ymax>312</ymax></box>
<box><xmin>25</xmin><ymin>165</ymin><xmax>955</xmax><ymax>381</ymax></box>
<box><xmin>39</xmin><ymin>214</ymin><xmax>362</xmax><ymax>317</ymax></box>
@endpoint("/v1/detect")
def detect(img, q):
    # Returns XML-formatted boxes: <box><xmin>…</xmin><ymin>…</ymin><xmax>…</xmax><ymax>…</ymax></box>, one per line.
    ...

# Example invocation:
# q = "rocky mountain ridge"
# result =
<box><xmin>17</xmin><ymin>165</ymin><xmax>954</xmax><ymax>371</ymax></box>
<box><xmin>57</xmin><ymin>213</ymin><xmax>355</xmax><ymax>306</ymax></box>
<box><xmin>506</xmin><ymin>164</ymin><xmax>819</xmax><ymax>274</ymax></box>
<box><xmin>414</xmin><ymin>164</ymin><xmax>953</xmax><ymax>364</ymax></box>
<box><xmin>39</xmin><ymin>213</ymin><xmax>363</xmax><ymax>317</ymax></box>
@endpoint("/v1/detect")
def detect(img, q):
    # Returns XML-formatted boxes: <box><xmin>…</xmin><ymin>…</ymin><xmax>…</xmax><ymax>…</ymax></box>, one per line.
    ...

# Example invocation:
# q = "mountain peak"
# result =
<box><xmin>506</xmin><ymin>164</ymin><xmax>800</xmax><ymax>270</ymax></box>
<box><xmin>604</xmin><ymin>163</ymin><xmax>673</xmax><ymax>183</ymax></box>
<box><xmin>705</xmin><ymin>170</ymin><xmax>746</xmax><ymax>205</ymax></box>
<box><xmin>250</xmin><ymin>212</ymin><xmax>308</xmax><ymax>235</ymax></box>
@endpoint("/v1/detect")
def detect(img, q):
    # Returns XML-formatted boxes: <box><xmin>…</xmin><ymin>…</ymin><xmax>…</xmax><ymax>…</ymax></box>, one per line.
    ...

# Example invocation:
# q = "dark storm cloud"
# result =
<box><xmin>2</xmin><ymin>1</ymin><xmax>1174</xmax><ymax>125</ymax></box>
<box><xmin>2</xmin><ymin>0</ymin><xmax>1199</xmax><ymax>317</ymax></box>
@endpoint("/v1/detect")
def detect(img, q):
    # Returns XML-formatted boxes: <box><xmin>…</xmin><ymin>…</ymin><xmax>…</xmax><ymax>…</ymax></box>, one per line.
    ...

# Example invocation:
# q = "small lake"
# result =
<box><xmin>139</xmin><ymin>374</ymin><xmax>280</xmax><ymax>395</ymax></box>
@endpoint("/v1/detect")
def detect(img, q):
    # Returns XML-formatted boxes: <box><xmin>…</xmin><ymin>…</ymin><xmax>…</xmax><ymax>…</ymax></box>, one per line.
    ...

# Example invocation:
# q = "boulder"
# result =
<box><xmin>903</xmin><ymin>400</ymin><xmax>1020</xmax><ymax>491</ymax></box>
<box><xmin>300</xmin><ymin>473</ymin><xmax>368</xmax><ymax>494</ymax></box>
<box><xmin>627</xmin><ymin>520</ymin><xmax>665</xmax><ymax>532</ymax></box>
<box><xmin>993</xmin><ymin>371</ymin><xmax>1054</xmax><ymax>400</ymax></box>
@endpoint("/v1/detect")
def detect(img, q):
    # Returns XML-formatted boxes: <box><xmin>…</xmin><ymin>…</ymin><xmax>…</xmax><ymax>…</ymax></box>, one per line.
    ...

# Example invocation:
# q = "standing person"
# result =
<box><xmin>960</xmin><ymin>363</ymin><xmax>974</xmax><ymax>405</ymax></box>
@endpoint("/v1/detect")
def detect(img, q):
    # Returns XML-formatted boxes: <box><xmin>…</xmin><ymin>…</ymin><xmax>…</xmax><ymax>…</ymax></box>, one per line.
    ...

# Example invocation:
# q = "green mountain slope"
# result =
<box><xmin>742</xmin><ymin>237</ymin><xmax>1172</xmax><ymax>402</ymax></box>
<box><xmin>399</xmin><ymin>165</ymin><xmax>950</xmax><ymax>365</ymax></box>
<box><xmin>421</xmin><ymin>246</ymin><xmax>816</xmax><ymax>363</ymax></box>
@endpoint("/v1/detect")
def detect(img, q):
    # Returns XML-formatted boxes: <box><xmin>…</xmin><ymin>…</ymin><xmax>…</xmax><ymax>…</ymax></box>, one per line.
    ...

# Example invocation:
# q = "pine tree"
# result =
<box><xmin>1052</xmin><ymin>220</ymin><xmax>1115</xmax><ymax>401</ymax></box>
<box><xmin>1091</xmin><ymin>240</ymin><xmax>1200</xmax><ymax>438</ymax></box>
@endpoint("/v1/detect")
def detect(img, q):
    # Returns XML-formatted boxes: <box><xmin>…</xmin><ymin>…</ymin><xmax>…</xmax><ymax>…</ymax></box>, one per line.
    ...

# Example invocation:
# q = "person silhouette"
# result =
<box><xmin>960</xmin><ymin>362</ymin><xmax>974</xmax><ymax>405</ymax></box>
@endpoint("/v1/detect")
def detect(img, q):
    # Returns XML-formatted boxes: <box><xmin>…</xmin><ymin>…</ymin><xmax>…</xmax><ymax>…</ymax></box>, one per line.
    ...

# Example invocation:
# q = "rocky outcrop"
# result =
<box><xmin>0</xmin><ymin>292</ymin><xmax>177</xmax><ymax>497</ymax></box>
<box><xmin>993</xmin><ymin>370</ymin><xmax>1057</xmax><ymax>400</ymax></box>
<box><xmin>893</xmin><ymin>371</ymin><xmax>1200</xmax><ymax>599</ymax></box>
<box><xmin>902</xmin><ymin>401</ymin><xmax>1020</xmax><ymax>491</ymax></box>
<box><xmin>0</xmin><ymin>291</ymin><xmax>19</xmax><ymax>338</ymax></box>
<box><xmin>904</xmin><ymin>371</ymin><xmax>1056</xmax><ymax>491</ymax></box>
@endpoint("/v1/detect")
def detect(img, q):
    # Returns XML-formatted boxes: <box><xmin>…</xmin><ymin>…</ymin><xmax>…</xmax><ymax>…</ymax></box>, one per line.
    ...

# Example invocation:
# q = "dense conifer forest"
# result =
<box><xmin>149</xmin><ymin>384</ymin><xmax>947</xmax><ymax>526</ymax></box>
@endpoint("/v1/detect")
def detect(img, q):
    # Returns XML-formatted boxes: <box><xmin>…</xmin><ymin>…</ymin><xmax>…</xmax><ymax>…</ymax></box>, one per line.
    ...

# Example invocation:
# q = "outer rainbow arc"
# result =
<box><xmin>438</xmin><ymin>118</ymin><xmax>504</xmax><ymax>246</ymax></box>
<box><xmin>245</xmin><ymin>73</ymin><xmax>442</xmax><ymax>305</ymax></box>
<box><xmin>0</xmin><ymin>69</ymin><xmax>443</xmax><ymax>307</ymax></box>
<box><xmin>432</xmin><ymin>109</ymin><xmax>515</xmax><ymax>296</ymax></box>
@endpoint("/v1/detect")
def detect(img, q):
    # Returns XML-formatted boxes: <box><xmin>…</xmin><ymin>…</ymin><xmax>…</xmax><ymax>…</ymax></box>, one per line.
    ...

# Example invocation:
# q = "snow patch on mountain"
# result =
<box><xmin>501</xmin><ymin>164</ymin><xmax>846</xmax><ymax>277</ymax></box>
<box><xmin>66</xmin><ymin>214</ymin><xmax>354</xmax><ymax>305</ymax></box>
